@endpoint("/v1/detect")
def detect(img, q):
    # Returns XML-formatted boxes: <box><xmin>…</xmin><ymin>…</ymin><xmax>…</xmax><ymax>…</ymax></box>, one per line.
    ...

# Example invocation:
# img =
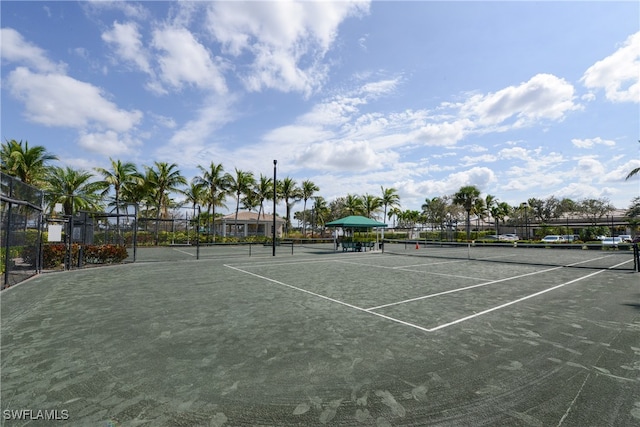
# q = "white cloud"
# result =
<box><xmin>460</xmin><ymin>73</ymin><xmax>580</xmax><ymax>128</ymax></box>
<box><xmin>205</xmin><ymin>1</ymin><xmax>370</xmax><ymax>95</ymax></box>
<box><xmin>360</xmin><ymin>79</ymin><xmax>401</xmax><ymax>98</ymax></box>
<box><xmin>6</xmin><ymin>67</ymin><xmax>142</xmax><ymax>132</ymax></box>
<box><xmin>296</xmin><ymin>140</ymin><xmax>391</xmax><ymax>172</ymax></box>
<box><xmin>447</xmin><ymin>167</ymin><xmax>497</xmax><ymax>191</ymax></box>
<box><xmin>82</xmin><ymin>1</ymin><xmax>149</xmax><ymax>20</ymax></box>
<box><xmin>571</xmin><ymin>137</ymin><xmax>616</xmax><ymax>149</ymax></box>
<box><xmin>397</xmin><ymin>167</ymin><xmax>496</xmax><ymax>202</ymax></box>
<box><xmin>461</xmin><ymin>154</ymin><xmax>498</xmax><ymax>166</ymax></box>
<box><xmin>576</xmin><ymin>157</ymin><xmax>605</xmax><ymax>178</ymax></box>
<box><xmin>604</xmin><ymin>158</ymin><xmax>640</xmax><ymax>182</ymax></box>
<box><xmin>152</xmin><ymin>26</ymin><xmax>227</xmax><ymax>93</ymax></box>
<box><xmin>411</xmin><ymin>120</ymin><xmax>469</xmax><ymax>147</ymax></box>
<box><xmin>263</xmin><ymin>125</ymin><xmax>333</xmax><ymax>147</ymax></box>
<box><xmin>554</xmin><ymin>182</ymin><xmax>618</xmax><ymax>202</ymax></box>
<box><xmin>581</xmin><ymin>31</ymin><xmax>640</xmax><ymax>103</ymax></box>
<box><xmin>102</xmin><ymin>21</ymin><xmax>152</xmax><ymax>74</ymax></box>
<box><xmin>78</xmin><ymin>130</ymin><xmax>140</xmax><ymax>157</ymax></box>
<box><xmin>499</xmin><ymin>147</ymin><xmax>530</xmax><ymax>160</ymax></box>
<box><xmin>0</xmin><ymin>28</ymin><xmax>65</xmax><ymax>73</ymax></box>
<box><xmin>154</xmin><ymin>95</ymin><xmax>237</xmax><ymax>166</ymax></box>
<box><xmin>149</xmin><ymin>113</ymin><xmax>177</xmax><ymax>129</ymax></box>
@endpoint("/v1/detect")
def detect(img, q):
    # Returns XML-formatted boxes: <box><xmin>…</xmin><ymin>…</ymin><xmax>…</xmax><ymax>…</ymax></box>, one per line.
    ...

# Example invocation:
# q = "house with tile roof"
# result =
<box><xmin>219</xmin><ymin>212</ymin><xmax>285</xmax><ymax>238</ymax></box>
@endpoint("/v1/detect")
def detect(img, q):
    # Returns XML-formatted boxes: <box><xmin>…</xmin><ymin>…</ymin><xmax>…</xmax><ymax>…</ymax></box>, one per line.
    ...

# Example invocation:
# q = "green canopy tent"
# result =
<box><xmin>325</xmin><ymin>215</ymin><xmax>387</xmax><ymax>251</ymax></box>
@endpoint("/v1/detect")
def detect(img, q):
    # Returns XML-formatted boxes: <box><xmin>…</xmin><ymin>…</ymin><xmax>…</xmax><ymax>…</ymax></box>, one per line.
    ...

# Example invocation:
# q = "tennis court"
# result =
<box><xmin>1</xmin><ymin>245</ymin><xmax>639</xmax><ymax>426</ymax></box>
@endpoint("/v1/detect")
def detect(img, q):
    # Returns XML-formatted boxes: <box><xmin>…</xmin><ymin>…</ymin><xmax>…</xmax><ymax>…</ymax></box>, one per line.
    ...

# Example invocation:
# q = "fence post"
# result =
<box><xmin>3</xmin><ymin>201</ymin><xmax>12</xmax><ymax>288</ymax></box>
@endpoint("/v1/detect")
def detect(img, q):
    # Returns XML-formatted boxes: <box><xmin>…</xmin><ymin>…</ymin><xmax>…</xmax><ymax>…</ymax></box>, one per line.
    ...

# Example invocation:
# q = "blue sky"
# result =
<box><xmin>2</xmin><ymin>1</ymin><xmax>639</xmax><ymax>216</ymax></box>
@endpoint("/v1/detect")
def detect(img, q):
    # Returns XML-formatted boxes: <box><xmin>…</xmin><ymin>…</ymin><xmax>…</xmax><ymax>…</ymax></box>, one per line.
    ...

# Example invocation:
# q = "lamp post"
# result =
<box><xmin>519</xmin><ymin>202</ymin><xmax>529</xmax><ymax>240</ymax></box>
<box><xmin>272</xmin><ymin>160</ymin><xmax>277</xmax><ymax>256</ymax></box>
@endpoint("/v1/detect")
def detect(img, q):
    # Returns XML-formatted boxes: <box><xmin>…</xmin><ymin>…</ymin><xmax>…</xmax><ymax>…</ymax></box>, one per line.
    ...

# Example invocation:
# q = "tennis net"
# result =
<box><xmin>381</xmin><ymin>239</ymin><xmax>639</xmax><ymax>271</ymax></box>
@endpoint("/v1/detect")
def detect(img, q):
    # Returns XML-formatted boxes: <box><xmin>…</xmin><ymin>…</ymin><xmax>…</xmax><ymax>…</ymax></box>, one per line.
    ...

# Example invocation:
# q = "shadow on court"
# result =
<box><xmin>1</xmin><ymin>252</ymin><xmax>639</xmax><ymax>426</ymax></box>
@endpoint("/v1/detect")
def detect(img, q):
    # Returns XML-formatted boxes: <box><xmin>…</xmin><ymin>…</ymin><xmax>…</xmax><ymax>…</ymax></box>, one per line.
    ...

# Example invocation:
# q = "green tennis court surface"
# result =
<box><xmin>2</xmin><ymin>248</ymin><xmax>639</xmax><ymax>426</ymax></box>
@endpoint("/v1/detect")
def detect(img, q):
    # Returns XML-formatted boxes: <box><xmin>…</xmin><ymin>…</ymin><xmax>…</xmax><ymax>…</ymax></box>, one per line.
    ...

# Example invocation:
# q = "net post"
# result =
<box><xmin>633</xmin><ymin>243</ymin><xmax>639</xmax><ymax>272</ymax></box>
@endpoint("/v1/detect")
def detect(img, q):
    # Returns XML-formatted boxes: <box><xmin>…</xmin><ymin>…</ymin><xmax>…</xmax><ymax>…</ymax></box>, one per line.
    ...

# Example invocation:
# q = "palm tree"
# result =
<box><xmin>253</xmin><ymin>174</ymin><xmax>274</xmax><ymax>236</ymax></box>
<box><xmin>453</xmin><ymin>185</ymin><xmax>482</xmax><ymax>241</ymax></box>
<box><xmin>362</xmin><ymin>193</ymin><xmax>382</xmax><ymax>219</ymax></box>
<box><xmin>344</xmin><ymin>194</ymin><xmax>364</xmax><ymax>216</ymax></box>
<box><xmin>301</xmin><ymin>180</ymin><xmax>319</xmax><ymax>236</ymax></box>
<box><xmin>44</xmin><ymin>166</ymin><xmax>103</xmax><ymax>215</ymax></box>
<box><xmin>397</xmin><ymin>209</ymin><xmax>421</xmax><ymax>232</ymax></box>
<box><xmin>145</xmin><ymin>162</ymin><xmax>187</xmax><ymax>245</ymax></box>
<box><xmin>388</xmin><ymin>206</ymin><xmax>402</xmax><ymax>228</ymax></box>
<box><xmin>312</xmin><ymin>196</ymin><xmax>330</xmax><ymax>235</ymax></box>
<box><xmin>226</xmin><ymin>168</ymin><xmax>256</xmax><ymax>236</ymax></box>
<box><xmin>483</xmin><ymin>194</ymin><xmax>497</xmax><ymax>234</ymax></box>
<box><xmin>120</xmin><ymin>174</ymin><xmax>152</xmax><ymax>215</ymax></box>
<box><xmin>241</xmin><ymin>188</ymin><xmax>261</xmax><ymax>236</ymax></box>
<box><xmin>626</xmin><ymin>168</ymin><xmax>640</xmax><ymax>180</ymax></box>
<box><xmin>472</xmin><ymin>198</ymin><xmax>486</xmax><ymax>240</ymax></box>
<box><xmin>380</xmin><ymin>186</ymin><xmax>400</xmax><ymax>225</ymax></box>
<box><xmin>277</xmin><ymin>177</ymin><xmax>301</xmax><ymax>235</ymax></box>
<box><xmin>194</xmin><ymin>162</ymin><xmax>228</xmax><ymax>240</ymax></box>
<box><xmin>491</xmin><ymin>202</ymin><xmax>511</xmax><ymax>236</ymax></box>
<box><xmin>94</xmin><ymin>158</ymin><xmax>141</xmax><ymax>232</ymax></box>
<box><xmin>183</xmin><ymin>181</ymin><xmax>206</xmax><ymax>221</ymax></box>
<box><xmin>422</xmin><ymin>196</ymin><xmax>449</xmax><ymax>236</ymax></box>
<box><xmin>1</xmin><ymin>139</ymin><xmax>58</xmax><ymax>185</ymax></box>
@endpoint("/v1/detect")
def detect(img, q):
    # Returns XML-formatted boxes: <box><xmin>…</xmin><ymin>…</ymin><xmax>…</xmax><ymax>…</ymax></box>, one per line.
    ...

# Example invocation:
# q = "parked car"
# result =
<box><xmin>563</xmin><ymin>235</ymin><xmax>581</xmax><ymax>242</ymax></box>
<box><xmin>617</xmin><ymin>235</ymin><xmax>632</xmax><ymax>242</ymax></box>
<box><xmin>601</xmin><ymin>237</ymin><xmax>623</xmax><ymax>246</ymax></box>
<box><xmin>481</xmin><ymin>235</ymin><xmax>499</xmax><ymax>240</ymax></box>
<box><xmin>500</xmin><ymin>234</ymin><xmax>519</xmax><ymax>241</ymax></box>
<box><xmin>541</xmin><ymin>235</ymin><xmax>565</xmax><ymax>243</ymax></box>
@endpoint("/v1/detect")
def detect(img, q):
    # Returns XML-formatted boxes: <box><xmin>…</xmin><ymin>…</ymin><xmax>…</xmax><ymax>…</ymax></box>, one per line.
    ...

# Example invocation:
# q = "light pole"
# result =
<box><xmin>272</xmin><ymin>160</ymin><xmax>277</xmax><ymax>256</ymax></box>
<box><xmin>519</xmin><ymin>202</ymin><xmax>529</xmax><ymax>240</ymax></box>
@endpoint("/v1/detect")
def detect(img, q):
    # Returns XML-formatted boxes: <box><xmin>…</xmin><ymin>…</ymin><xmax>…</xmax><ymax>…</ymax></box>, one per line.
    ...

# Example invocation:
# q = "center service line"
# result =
<box><xmin>426</xmin><ymin>262</ymin><xmax>630</xmax><ymax>332</ymax></box>
<box><xmin>224</xmin><ymin>264</ymin><xmax>434</xmax><ymax>333</ymax></box>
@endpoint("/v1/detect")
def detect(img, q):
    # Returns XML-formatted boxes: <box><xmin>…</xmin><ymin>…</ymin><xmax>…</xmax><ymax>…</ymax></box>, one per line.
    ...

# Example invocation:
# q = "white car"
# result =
<box><xmin>541</xmin><ymin>235</ymin><xmax>565</xmax><ymax>243</ymax></box>
<box><xmin>602</xmin><ymin>237</ymin><xmax>623</xmax><ymax>246</ymax></box>
<box><xmin>500</xmin><ymin>234</ymin><xmax>519</xmax><ymax>241</ymax></box>
<box><xmin>617</xmin><ymin>235</ymin><xmax>632</xmax><ymax>242</ymax></box>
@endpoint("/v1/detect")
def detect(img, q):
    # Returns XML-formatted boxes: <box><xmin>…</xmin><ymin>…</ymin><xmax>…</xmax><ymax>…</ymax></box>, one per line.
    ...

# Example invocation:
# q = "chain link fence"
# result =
<box><xmin>1</xmin><ymin>172</ymin><xmax>44</xmax><ymax>289</ymax></box>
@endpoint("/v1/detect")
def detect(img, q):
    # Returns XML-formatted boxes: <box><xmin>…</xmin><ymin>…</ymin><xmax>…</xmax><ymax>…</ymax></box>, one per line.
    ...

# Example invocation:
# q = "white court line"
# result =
<box><xmin>334</xmin><ymin>259</ymin><xmax>482</xmax><ymax>281</ymax></box>
<box><xmin>172</xmin><ymin>248</ymin><xmax>195</xmax><ymax>256</ymax></box>
<box><xmin>230</xmin><ymin>254</ymin><xmax>381</xmax><ymax>269</ymax></box>
<box><xmin>224</xmin><ymin>264</ymin><xmax>434</xmax><ymax>332</ymax></box>
<box><xmin>364</xmin><ymin>265</ymin><xmax>564</xmax><ymax>311</ymax></box>
<box><xmin>428</xmin><ymin>258</ymin><xmax>633</xmax><ymax>332</ymax></box>
<box><xmin>428</xmin><ymin>270</ymin><xmax>604</xmax><ymax>331</ymax></box>
<box><xmin>365</xmin><ymin>254</ymin><xmax>619</xmax><ymax>311</ymax></box>
<box><xmin>224</xmin><ymin>257</ymin><xmax>634</xmax><ymax>334</ymax></box>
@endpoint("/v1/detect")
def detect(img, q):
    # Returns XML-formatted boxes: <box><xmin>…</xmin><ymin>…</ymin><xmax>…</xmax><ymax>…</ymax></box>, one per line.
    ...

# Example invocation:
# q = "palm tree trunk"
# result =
<box><xmin>234</xmin><ymin>197</ymin><xmax>240</xmax><ymax>237</ymax></box>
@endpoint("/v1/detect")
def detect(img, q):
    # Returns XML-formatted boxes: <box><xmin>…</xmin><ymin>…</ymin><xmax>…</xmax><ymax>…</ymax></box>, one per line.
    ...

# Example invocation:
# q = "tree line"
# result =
<box><xmin>2</xmin><ymin>139</ymin><xmax>638</xmax><ymax>241</ymax></box>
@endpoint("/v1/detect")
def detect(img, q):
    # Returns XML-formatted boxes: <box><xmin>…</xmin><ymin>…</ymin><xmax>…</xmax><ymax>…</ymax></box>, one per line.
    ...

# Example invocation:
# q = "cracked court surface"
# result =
<box><xmin>1</xmin><ymin>249</ymin><xmax>639</xmax><ymax>426</ymax></box>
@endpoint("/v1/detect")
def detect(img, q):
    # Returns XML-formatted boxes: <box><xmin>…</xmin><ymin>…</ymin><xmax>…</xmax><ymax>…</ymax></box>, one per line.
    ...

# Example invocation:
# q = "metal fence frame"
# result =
<box><xmin>1</xmin><ymin>172</ymin><xmax>44</xmax><ymax>289</ymax></box>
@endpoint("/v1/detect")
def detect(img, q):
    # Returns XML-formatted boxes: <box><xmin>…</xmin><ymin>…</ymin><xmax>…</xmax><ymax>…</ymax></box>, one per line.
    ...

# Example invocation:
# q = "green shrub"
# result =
<box><xmin>41</xmin><ymin>243</ymin><xmax>128</xmax><ymax>268</ymax></box>
<box><xmin>84</xmin><ymin>244</ymin><xmax>128</xmax><ymax>264</ymax></box>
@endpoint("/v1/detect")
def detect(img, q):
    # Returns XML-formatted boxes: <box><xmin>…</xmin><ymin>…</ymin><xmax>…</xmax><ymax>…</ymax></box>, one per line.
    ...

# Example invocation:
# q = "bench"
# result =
<box><xmin>341</xmin><ymin>241</ymin><xmax>376</xmax><ymax>252</ymax></box>
<box><xmin>362</xmin><ymin>242</ymin><xmax>375</xmax><ymax>251</ymax></box>
<box><xmin>341</xmin><ymin>241</ymin><xmax>359</xmax><ymax>252</ymax></box>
